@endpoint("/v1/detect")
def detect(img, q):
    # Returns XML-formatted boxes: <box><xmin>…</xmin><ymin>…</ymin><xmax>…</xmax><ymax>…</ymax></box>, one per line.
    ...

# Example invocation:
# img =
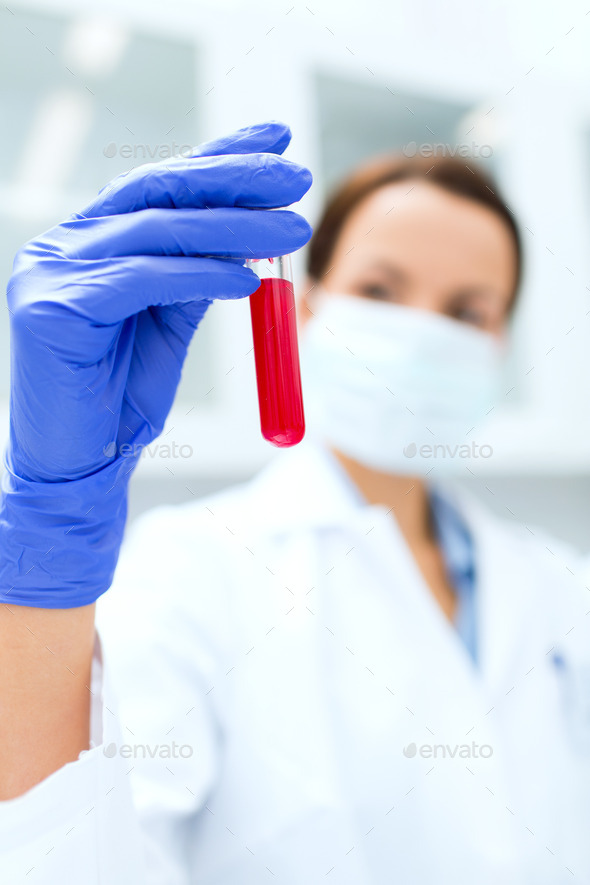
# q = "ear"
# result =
<box><xmin>296</xmin><ymin>275</ymin><xmax>319</xmax><ymax>329</ymax></box>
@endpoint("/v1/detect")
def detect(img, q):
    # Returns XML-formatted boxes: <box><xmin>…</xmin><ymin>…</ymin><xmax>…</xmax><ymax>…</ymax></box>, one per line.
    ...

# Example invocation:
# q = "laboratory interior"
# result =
<box><xmin>1</xmin><ymin>1</ymin><xmax>589</xmax><ymax>544</ymax></box>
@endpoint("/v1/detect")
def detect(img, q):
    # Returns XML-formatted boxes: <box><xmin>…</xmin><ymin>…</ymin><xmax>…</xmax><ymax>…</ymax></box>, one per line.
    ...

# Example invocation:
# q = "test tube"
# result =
<box><xmin>245</xmin><ymin>255</ymin><xmax>305</xmax><ymax>447</ymax></box>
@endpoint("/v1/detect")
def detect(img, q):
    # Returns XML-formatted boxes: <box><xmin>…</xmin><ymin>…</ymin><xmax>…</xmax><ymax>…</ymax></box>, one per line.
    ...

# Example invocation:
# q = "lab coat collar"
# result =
<box><xmin>245</xmin><ymin>433</ymin><xmax>495</xmax><ymax>538</ymax></box>
<box><xmin>245</xmin><ymin>434</ymin><xmax>371</xmax><ymax>535</ymax></box>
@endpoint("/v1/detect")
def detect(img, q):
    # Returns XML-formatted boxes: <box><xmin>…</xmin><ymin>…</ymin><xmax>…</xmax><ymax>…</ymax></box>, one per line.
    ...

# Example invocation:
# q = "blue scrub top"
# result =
<box><xmin>428</xmin><ymin>485</ymin><xmax>477</xmax><ymax>665</ymax></box>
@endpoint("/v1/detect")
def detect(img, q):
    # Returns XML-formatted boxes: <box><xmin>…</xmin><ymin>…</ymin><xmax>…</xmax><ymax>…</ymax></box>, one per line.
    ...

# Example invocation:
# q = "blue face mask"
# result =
<box><xmin>298</xmin><ymin>291</ymin><xmax>506</xmax><ymax>476</ymax></box>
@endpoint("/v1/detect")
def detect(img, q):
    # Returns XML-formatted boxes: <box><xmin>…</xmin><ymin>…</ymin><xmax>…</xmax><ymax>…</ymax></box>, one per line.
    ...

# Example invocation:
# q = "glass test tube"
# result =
<box><xmin>245</xmin><ymin>255</ymin><xmax>305</xmax><ymax>447</ymax></box>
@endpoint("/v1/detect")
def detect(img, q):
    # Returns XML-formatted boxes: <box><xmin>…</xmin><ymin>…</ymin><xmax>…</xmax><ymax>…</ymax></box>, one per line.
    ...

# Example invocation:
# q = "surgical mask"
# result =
<box><xmin>298</xmin><ymin>291</ymin><xmax>506</xmax><ymax>476</ymax></box>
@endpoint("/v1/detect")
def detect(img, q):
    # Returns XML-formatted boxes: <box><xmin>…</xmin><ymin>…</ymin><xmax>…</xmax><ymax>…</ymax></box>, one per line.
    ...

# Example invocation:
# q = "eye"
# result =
<box><xmin>450</xmin><ymin>306</ymin><xmax>488</xmax><ymax>328</ymax></box>
<box><xmin>357</xmin><ymin>282</ymin><xmax>391</xmax><ymax>300</ymax></box>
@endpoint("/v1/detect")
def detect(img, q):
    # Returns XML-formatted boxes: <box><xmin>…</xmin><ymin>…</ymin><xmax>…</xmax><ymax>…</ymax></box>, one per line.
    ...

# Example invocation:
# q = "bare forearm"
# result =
<box><xmin>0</xmin><ymin>603</ymin><xmax>95</xmax><ymax>799</ymax></box>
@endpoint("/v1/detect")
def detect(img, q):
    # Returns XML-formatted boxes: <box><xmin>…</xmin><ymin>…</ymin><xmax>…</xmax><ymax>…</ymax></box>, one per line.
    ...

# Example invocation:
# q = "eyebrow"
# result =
<box><xmin>362</xmin><ymin>262</ymin><xmax>409</xmax><ymax>284</ymax></box>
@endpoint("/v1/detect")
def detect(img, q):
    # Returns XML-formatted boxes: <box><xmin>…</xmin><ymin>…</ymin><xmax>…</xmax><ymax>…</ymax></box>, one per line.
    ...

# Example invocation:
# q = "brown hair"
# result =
<box><xmin>306</xmin><ymin>154</ymin><xmax>522</xmax><ymax>307</ymax></box>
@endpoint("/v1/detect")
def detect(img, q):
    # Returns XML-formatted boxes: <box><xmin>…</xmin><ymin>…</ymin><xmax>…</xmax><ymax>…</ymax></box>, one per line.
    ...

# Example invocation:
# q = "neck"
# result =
<box><xmin>329</xmin><ymin>445</ymin><xmax>434</xmax><ymax>546</ymax></box>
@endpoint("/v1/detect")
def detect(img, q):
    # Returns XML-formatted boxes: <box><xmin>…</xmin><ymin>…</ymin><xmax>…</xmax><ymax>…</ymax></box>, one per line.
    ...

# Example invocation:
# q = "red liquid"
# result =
<box><xmin>249</xmin><ymin>276</ymin><xmax>305</xmax><ymax>447</ymax></box>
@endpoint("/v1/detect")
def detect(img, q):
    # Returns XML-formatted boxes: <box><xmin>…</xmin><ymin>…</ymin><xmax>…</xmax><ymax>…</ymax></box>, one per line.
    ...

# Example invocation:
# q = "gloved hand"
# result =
<box><xmin>0</xmin><ymin>120</ymin><xmax>312</xmax><ymax>608</ymax></box>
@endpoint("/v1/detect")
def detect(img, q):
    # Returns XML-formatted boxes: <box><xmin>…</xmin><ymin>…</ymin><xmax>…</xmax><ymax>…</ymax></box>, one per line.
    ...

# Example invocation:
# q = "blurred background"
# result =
<box><xmin>2</xmin><ymin>0</ymin><xmax>590</xmax><ymax>547</ymax></box>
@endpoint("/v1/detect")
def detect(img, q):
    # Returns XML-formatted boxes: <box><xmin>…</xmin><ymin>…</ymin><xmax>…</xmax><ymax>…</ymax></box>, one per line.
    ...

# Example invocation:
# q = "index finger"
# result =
<box><xmin>186</xmin><ymin>119</ymin><xmax>293</xmax><ymax>158</ymax></box>
<box><xmin>81</xmin><ymin>120</ymin><xmax>300</xmax><ymax>219</ymax></box>
<box><xmin>79</xmin><ymin>153</ymin><xmax>312</xmax><ymax>220</ymax></box>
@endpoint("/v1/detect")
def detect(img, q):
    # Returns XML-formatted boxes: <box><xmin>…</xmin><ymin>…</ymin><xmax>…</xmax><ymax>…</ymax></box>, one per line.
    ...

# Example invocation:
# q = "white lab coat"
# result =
<box><xmin>1</xmin><ymin>436</ymin><xmax>590</xmax><ymax>884</ymax></box>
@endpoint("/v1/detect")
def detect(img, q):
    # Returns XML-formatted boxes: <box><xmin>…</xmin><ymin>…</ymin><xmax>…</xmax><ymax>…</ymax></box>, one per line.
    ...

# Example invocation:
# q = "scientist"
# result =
<box><xmin>0</xmin><ymin>120</ymin><xmax>589</xmax><ymax>884</ymax></box>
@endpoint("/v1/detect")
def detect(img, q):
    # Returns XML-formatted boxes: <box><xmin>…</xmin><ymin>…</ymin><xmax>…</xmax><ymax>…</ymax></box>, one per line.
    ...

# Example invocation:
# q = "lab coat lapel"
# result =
<box><xmin>356</xmin><ymin>499</ymin><xmax>505</xmax><ymax>743</ymax></box>
<box><xmin>430</xmin><ymin>480</ymin><xmax>541</xmax><ymax>697</ymax></box>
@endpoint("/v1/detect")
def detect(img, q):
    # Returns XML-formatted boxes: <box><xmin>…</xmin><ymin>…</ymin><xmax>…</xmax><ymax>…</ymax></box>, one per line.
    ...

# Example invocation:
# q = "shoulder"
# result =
<box><xmin>103</xmin><ymin>470</ymin><xmax>281</xmax><ymax>622</ymax></box>
<box><xmin>436</xmin><ymin>478</ymin><xmax>584</xmax><ymax>558</ymax></box>
<box><xmin>122</xmin><ymin>475</ymin><xmax>265</xmax><ymax>559</ymax></box>
<box><xmin>439</xmin><ymin>479</ymin><xmax>590</xmax><ymax>619</ymax></box>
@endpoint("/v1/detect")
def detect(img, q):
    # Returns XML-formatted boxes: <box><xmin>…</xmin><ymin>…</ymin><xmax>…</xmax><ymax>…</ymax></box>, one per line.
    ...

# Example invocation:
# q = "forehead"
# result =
<box><xmin>332</xmin><ymin>180</ymin><xmax>516</xmax><ymax>282</ymax></box>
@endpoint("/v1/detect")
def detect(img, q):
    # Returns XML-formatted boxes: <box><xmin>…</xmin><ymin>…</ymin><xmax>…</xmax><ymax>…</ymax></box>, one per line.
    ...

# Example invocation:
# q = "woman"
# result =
<box><xmin>1</xmin><ymin>121</ymin><xmax>588</xmax><ymax>885</ymax></box>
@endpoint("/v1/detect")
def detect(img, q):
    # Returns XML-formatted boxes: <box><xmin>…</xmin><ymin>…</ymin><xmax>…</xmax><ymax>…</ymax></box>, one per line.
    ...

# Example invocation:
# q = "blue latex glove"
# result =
<box><xmin>0</xmin><ymin>120</ymin><xmax>312</xmax><ymax>608</ymax></box>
